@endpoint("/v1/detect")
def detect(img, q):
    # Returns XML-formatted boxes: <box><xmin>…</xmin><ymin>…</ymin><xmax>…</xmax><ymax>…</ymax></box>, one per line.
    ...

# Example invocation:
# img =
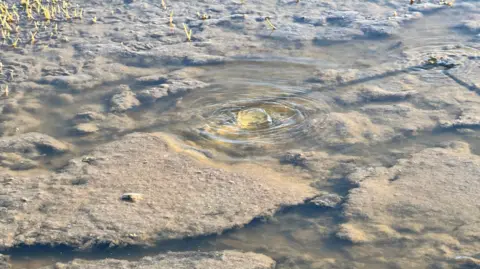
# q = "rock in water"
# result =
<box><xmin>120</xmin><ymin>193</ymin><xmax>144</xmax><ymax>202</ymax></box>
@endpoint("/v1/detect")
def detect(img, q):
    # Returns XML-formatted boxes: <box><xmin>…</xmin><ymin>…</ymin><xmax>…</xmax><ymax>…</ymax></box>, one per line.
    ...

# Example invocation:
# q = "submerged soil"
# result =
<box><xmin>0</xmin><ymin>0</ymin><xmax>479</xmax><ymax>268</ymax></box>
<box><xmin>41</xmin><ymin>251</ymin><xmax>277</xmax><ymax>269</ymax></box>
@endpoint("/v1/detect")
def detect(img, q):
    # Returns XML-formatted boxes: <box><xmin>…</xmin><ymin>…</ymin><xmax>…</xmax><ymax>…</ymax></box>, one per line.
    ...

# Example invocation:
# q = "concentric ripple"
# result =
<box><xmin>201</xmin><ymin>99</ymin><xmax>306</xmax><ymax>143</ymax></box>
<box><xmin>391</xmin><ymin>11</ymin><xmax>480</xmax><ymax>86</ymax></box>
<box><xmin>177</xmin><ymin>84</ymin><xmax>329</xmax><ymax>156</ymax></box>
<box><xmin>398</xmin><ymin>43</ymin><xmax>479</xmax><ymax>85</ymax></box>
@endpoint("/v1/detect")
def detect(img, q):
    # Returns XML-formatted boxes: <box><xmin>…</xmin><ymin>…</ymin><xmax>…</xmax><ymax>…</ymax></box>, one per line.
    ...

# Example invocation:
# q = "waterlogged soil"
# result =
<box><xmin>0</xmin><ymin>0</ymin><xmax>479</xmax><ymax>268</ymax></box>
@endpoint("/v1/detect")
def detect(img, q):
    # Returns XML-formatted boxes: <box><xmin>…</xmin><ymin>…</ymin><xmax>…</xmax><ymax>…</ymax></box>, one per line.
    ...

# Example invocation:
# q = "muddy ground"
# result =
<box><xmin>0</xmin><ymin>132</ymin><xmax>317</xmax><ymax>250</ymax></box>
<box><xmin>40</xmin><ymin>251</ymin><xmax>276</xmax><ymax>269</ymax></box>
<box><xmin>0</xmin><ymin>0</ymin><xmax>479</xmax><ymax>268</ymax></box>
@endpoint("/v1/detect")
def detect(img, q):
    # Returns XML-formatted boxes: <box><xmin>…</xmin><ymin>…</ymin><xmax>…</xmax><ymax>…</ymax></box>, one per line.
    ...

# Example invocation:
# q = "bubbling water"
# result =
<box><xmin>176</xmin><ymin>84</ymin><xmax>329</xmax><ymax>156</ymax></box>
<box><xmin>200</xmin><ymin>100</ymin><xmax>306</xmax><ymax>143</ymax></box>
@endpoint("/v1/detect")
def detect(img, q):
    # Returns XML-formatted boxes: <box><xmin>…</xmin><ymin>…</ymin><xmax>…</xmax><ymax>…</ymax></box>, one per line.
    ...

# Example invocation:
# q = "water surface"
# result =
<box><xmin>5</xmin><ymin>5</ymin><xmax>480</xmax><ymax>269</ymax></box>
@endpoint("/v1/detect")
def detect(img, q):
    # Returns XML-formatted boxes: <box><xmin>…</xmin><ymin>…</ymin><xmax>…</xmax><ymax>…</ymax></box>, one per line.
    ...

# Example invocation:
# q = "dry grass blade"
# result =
<box><xmin>30</xmin><ymin>31</ymin><xmax>36</xmax><ymax>44</ymax></box>
<box><xmin>183</xmin><ymin>23</ymin><xmax>192</xmax><ymax>42</ymax></box>
<box><xmin>265</xmin><ymin>16</ymin><xmax>276</xmax><ymax>31</ymax></box>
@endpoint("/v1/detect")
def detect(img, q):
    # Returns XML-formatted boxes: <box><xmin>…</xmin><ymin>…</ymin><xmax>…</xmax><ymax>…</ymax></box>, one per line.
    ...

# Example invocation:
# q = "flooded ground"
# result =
<box><xmin>0</xmin><ymin>0</ymin><xmax>479</xmax><ymax>268</ymax></box>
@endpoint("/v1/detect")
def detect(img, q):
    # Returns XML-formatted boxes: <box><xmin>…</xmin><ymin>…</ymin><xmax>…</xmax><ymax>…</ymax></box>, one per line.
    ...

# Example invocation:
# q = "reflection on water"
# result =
<box><xmin>5</xmin><ymin>5</ymin><xmax>480</xmax><ymax>269</ymax></box>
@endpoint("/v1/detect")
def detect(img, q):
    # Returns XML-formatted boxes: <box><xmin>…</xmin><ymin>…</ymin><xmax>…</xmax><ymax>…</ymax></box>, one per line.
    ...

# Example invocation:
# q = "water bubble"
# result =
<box><xmin>176</xmin><ymin>84</ymin><xmax>329</xmax><ymax>156</ymax></box>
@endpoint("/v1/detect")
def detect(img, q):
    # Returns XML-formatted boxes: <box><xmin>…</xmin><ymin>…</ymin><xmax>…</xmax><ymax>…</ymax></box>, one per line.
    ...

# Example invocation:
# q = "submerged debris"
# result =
<box><xmin>280</xmin><ymin>151</ymin><xmax>307</xmax><ymax>167</ymax></box>
<box><xmin>423</xmin><ymin>56</ymin><xmax>458</xmax><ymax>69</ymax></box>
<box><xmin>81</xmin><ymin>156</ymin><xmax>97</xmax><ymax>164</ymax></box>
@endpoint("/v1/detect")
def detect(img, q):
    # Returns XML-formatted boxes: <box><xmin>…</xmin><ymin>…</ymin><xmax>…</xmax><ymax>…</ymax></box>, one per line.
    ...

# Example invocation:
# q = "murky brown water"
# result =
<box><xmin>3</xmin><ymin>5</ymin><xmax>480</xmax><ymax>269</ymax></box>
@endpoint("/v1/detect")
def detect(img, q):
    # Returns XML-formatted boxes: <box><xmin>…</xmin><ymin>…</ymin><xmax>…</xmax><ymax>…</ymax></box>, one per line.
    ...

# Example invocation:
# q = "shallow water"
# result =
<box><xmin>3</xmin><ymin>4</ymin><xmax>480</xmax><ymax>269</ymax></box>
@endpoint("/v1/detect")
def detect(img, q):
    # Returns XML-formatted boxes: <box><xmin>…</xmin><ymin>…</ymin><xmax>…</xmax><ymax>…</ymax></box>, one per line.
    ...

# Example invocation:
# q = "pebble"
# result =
<box><xmin>121</xmin><ymin>193</ymin><xmax>144</xmax><ymax>202</ymax></box>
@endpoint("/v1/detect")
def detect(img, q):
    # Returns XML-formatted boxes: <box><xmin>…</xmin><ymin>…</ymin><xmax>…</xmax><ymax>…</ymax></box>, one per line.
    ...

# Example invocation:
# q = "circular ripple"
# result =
<box><xmin>179</xmin><ymin>85</ymin><xmax>329</xmax><ymax>156</ymax></box>
<box><xmin>392</xmin><ymin>18</ymin><xmax>480</xmax><ymax>85</ymax></box>
<box><xmin>393</xmin><ymin>41</ymin><xmax>479</xmax><ymax>84</ymax></box>
<box><xmin>201</xmin><ymin>100</ymin><xmax>307</xmax><ymax>143</ymax></box>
